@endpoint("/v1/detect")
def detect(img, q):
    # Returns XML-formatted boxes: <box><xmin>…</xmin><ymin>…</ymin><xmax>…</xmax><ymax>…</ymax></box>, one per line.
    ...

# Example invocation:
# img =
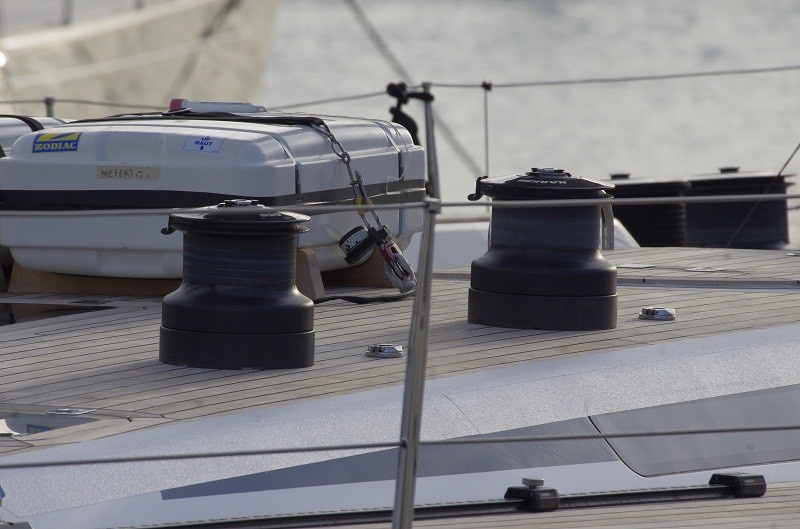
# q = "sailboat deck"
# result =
<box><xmin>1</xmin><ymin>246</ymin><xmax>800</xmax><ymax>526</ymax></box>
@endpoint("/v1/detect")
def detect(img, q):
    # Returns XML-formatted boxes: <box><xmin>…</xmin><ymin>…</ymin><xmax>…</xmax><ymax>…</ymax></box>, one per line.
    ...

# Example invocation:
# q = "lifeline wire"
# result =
<box><xmin>270</xmin><ymin>90</ymin><xmax>387</xmax><ymax>110</ymax></box>
<box><xmin>436</xmin><ymin>65</ymin><xmax>800</xmax><ymax>180</ymax></box>
<box><xmin>17</xmin><ymin>63</ymin><xmax>800</xmax><ymax>124</ymax></box>
<box><xmin>433</xmin><ymin>63</ymin><xmax>800</xmax><ymax>89</ymax></box>
<box><xmin>2</xmin><ymin>423</ymin><xmax>800</xmax><ymax>470</ymax></box>
<box><xmin>0</xmin><ymin>98</ymin><xmax>161</xmax><ymax>112</ymax></box>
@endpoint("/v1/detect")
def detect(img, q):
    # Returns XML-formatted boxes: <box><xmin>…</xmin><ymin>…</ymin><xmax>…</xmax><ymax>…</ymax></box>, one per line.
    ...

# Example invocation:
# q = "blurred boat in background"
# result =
<box><xmin>0</xmin><ymin>0</ymin><xmax>277</xmax><ymax>119</ymax></box>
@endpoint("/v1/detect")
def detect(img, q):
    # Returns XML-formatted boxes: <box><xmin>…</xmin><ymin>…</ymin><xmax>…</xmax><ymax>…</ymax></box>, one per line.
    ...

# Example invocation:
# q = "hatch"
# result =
<box><xmin>0</xmin><ymin>412</ymin><xmax>97</xmax><ymax>436</ymax></box>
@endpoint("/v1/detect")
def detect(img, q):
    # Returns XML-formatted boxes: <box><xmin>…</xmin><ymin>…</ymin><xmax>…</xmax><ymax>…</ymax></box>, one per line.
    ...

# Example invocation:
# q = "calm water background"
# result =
<box><xmin>262</xmin><ymin>0</ymin><xmax>800</xmax><ymax>210</ymax></box>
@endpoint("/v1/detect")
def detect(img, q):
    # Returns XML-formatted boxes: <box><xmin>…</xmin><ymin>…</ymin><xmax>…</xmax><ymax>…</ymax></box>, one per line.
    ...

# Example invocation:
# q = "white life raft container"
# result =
<box><xmin>0</xmin><ymin>109</ymin><xmax>425</xmax><ymax>278</ymax></box>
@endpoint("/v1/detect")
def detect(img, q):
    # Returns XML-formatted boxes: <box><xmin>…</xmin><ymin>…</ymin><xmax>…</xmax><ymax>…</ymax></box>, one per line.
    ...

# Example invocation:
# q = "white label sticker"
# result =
<box><xmin>97</xmin><ymin>166</ymin><xmax>160</xmax><ymax>180</ymax></box>
<box><xmin>183</xmin><ymin>135</ymin><xmax>223</xmax><ymax>153</ymax></box>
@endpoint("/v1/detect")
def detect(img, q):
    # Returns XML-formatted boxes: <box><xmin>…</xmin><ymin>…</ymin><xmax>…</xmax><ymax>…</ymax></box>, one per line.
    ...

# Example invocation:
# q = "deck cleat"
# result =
<box><xmin>365</xmin><ymin>344</ymin><xmax>404</xmax><ymax>358</ymax></box>
<box><xmin>638</xmin><ymin>307</ymin><xmax>676</xmax><ymax>320</ymax></box>
<box><xmin>504</xmin><ymin>477</ymin><xmax>560</xmax><ymax>512</ymax></box>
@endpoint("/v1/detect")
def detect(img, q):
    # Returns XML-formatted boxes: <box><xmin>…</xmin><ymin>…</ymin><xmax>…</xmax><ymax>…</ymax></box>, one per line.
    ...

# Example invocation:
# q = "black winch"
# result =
<box><xmin>685</xmin><ymin>167</ymin><xmax>792</xmax><ymax>249</ymax></box>
<box><xmin>159</xmin><ymin>199</ymin><xmax>315</xmax><ymax>369</ymax></box>
<box><xmin>467</xmin><ymin>168</ymin><xmax>617</xmax><ymax>331</ymax></box>
<box><xmin>607</xmin><ymin>173</ymin><xmax>690</xmax><ymax>247</ymax></box>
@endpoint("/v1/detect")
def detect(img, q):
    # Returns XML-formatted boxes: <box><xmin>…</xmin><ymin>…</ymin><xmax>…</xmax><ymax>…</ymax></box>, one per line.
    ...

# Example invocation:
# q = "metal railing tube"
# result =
<box><xmin>44</xmin><ymin>96</ymin><xmax>55</xmax><ymax>117</ymax></box>
<box><xmin>601</xmin><ymin>202</ymin><xmax>615</xmax><ymax>250</ymax></box>
<box><xmin>392</xmin><ymin>198</ymin><xmax>440</xmax><ymax>529</ymax></box>
<box><xmin>422</xmin><ymin>82</ymin><xmax>441</xmax><ymax>200</ymax></box>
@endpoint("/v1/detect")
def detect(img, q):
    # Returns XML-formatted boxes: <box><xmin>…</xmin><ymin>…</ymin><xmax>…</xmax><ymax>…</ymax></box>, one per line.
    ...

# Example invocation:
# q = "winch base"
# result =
<box><xmin>467</xmin><ymin>288</ymin><xmax>617</xmax><ymax>331</ymax></box>
<box><xmin>159</xmin><ymin>327</ymin><xmax>315</xmax><ymax>369</ymax></box>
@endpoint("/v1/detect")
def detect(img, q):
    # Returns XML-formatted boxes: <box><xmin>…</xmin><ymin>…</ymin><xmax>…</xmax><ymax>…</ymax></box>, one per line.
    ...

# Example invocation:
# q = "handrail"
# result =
<box><xmin>393</xmin><ymin>198</ymin><xmax>439</xmax><ymax>529</ymax></box>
